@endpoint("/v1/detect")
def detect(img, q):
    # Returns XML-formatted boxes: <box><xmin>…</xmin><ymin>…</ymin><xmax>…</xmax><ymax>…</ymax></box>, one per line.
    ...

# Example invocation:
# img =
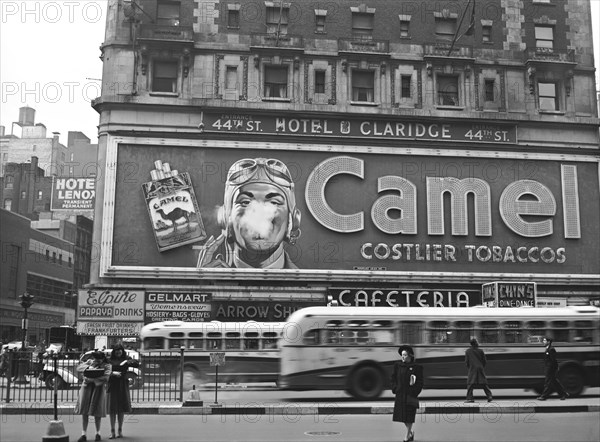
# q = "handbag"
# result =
<box><xmin>406</xmin><ymin>395</ymin><xmax>420</xmax><ymax>408</ymax></box>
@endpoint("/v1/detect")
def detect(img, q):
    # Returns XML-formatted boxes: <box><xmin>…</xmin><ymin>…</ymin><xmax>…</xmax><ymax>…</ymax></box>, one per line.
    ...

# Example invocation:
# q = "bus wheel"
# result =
<box><xmin>559</xmin><ymin>366</ymin><xmax>585</xmax><ymax>397</ymax></box>
<box><xmin>182</xmin><ymin>367</ymin><xmax>202</xmax><ymax>391</ymax></box>
<box><xmin>45</xmin><ymin>374</ymin><xmax>68</xmax><ymax>390</ymax></box>
<box><xmin>348</xmin><ymin>365</ymin><xmax>384</xmax><ymax>400</ymax></box>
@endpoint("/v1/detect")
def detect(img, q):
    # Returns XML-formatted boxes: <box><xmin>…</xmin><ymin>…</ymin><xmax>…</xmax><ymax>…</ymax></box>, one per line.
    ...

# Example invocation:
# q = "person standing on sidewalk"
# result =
<box><xmin>75</xmin><ymin>351</ymin><xmax>111</xmax><ymax>442</ymax></box>
<box><xmin>464</xmin><ymin>338</ymin><xmax>493</xmax><ymax>403</ymax></box>
<box><xmin>537</xmin><ymin>337</ymin><xmax>569</xmax><ymax>401</ymax></box>
<box><xmin>106</xmin><ymin>344</ymin><xmax>139</xmax><ymax>439</ymax></box>
<box><xmin>391</xmin><ymin>345</ymin><xmax>424</xmax><ymax>442</ymax></box>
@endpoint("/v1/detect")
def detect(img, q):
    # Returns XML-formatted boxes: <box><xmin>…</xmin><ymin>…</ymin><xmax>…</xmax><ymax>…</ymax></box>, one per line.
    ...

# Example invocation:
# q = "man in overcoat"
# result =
<box><xmin>465</xmin><ymin>338</ymin><xmax>493</xmax><ymax>402</ymax></box>
<box><xmin>537</xmin><ymin>337</ymin><xmax>568</xmax><ymax>400</ymax></box>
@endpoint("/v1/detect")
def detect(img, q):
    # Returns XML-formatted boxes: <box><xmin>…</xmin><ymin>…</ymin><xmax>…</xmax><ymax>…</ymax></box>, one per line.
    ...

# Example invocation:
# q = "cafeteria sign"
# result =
<box><xmin>482</xmin><ymin>282</ymin><xmax>537</xmax><ymax>307</ymax></box>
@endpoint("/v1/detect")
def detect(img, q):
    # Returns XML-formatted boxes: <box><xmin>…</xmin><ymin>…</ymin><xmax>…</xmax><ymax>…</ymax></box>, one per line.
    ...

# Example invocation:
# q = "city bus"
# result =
<box><xmin>139</xmin><ymin>321</ymin><xmax>288</xmax><ymax>389</ymax></box>
<box><xmin>279</xmin><ymin>306</ymin><xmax>600</xmax><ymax>400</ymax></box>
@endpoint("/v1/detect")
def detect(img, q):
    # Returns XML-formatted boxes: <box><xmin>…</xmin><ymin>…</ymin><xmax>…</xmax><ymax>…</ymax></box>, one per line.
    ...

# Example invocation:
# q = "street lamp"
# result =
<box><xmin>14</xmin><ymin>292</ymin><xmax>34</xmax><ymax>384</ymax></box>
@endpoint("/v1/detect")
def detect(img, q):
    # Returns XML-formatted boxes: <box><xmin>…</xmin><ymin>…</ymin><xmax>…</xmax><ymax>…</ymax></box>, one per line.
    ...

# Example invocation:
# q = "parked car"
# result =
<box><xmin>2</xmin><ymin>341</ymin><xmax>35</xmax><ymax>352</ymax></box>
<box><xmin>40</xmin><ymin>349</ymin><xmax>142</xmax><ymax>390</ymax></box>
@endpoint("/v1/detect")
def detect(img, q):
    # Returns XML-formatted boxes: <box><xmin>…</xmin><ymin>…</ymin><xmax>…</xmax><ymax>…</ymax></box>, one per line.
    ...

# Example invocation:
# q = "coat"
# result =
<box><xmin>465</xmin><ymin>346</ymin><xmax>488</xmax><ymax>385</ymax></box>
<box><xmin>106</xmin><ymin>356</ymin><xmax>139</xmax><ymax>414</ymax></box>
<box><xmin>75</xmin><ymin>360</ymin><xmax>111</xmax><ymax>417</ymax></box>
<box><xmin>391</xmin><ymin>361</ymin><xmax>424</xmax><ymax>423</ymax></box>
<box><xmin>543</xmin><ymin>346</ymin><xmax>559</xmax><ymax>375</ymax></box>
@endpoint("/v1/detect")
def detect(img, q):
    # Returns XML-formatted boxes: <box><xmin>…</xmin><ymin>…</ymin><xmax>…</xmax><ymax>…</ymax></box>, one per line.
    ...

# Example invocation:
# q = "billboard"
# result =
<box><xmin>101</xmin><ymin>136</ymin><xmax>600</xmax><ymax>281</ymax></box>
<box><xmin>51</xmin><ymin>177</ymin><xmax>95</xmax><ymax>210</ymax></box>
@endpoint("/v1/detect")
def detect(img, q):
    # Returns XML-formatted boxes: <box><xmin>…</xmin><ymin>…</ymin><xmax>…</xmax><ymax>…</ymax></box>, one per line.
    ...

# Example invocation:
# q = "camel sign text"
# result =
<box><xmin>142</xmin><ymin>160</ymin><xmax>207</xmax><ymax>252</ymax></box>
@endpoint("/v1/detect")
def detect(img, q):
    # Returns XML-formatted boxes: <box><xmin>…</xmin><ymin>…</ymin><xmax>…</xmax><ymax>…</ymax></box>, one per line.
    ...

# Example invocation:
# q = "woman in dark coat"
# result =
<box><xmin>391</xmin><ymin>345</ymin><xmax>424</xmax><ymax>442</ymax></box>
<box><xmin>106</xmin><ymin>344</ymin><xmax>139</xmax><ymax>439</ymax></box>
<box><xmin>75</xmin><ymin>351</ymin><xmax>111</xmax><ymax>442</ymax></box>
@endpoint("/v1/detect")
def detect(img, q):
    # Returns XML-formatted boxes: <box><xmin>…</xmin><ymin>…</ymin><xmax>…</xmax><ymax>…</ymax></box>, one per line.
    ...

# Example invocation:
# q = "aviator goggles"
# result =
<box><xmin>226</xmin><ymin>158</ymin><xmax>294</xmax><ymax>189</ymax></box>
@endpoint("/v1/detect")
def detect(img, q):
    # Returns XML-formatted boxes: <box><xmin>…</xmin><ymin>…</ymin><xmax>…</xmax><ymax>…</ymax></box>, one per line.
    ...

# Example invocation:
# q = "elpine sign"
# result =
<box><xmin>328</xmin><ymin>288</ymin><xmax>481</xmax><ymax>307</ymax></box>
<box><xmin>77</xmin><ymin>289</ymin><xmax>144</xmax><ymax>321</ymax></box>
<box><xmin>51</xmin><ymin>177</ymin><xmax>95</xmax><ymax>210</ymax></box>
<box><xmin>104</xmin><ymin>139</ymin><xmax>600</xmax><ymax>279</ymax></box>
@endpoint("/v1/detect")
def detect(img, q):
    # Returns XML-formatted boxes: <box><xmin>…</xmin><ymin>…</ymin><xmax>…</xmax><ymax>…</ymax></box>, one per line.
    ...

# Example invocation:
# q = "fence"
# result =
<box><xmin>1</xmin><ymin>351</ymin><xmax>184</xmax><ymax>403</ymax></box>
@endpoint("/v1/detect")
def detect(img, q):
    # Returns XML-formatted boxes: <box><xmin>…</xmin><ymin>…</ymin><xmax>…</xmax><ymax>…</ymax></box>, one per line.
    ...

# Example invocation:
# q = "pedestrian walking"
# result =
<box><xmin>75</xmin><ymin>350</ymin><xmax>111</xmax><ymax>442</ymax></box>
<box><xmin>537</xmin><ymin>337</ymin><xmax>569</xmax><ymax>401</ymax></box>
<box><xmin>464</xmin><ymin>338</ymin><xmax>493</xmax><ymax>403</ymax></box>
<box><xmin>391</xmin><ymin>345</ymin><xmax>424</xmax><ymax>442</ymax></box>
<box><xmin>106</xmin><ymin>344</ymin><xmax>139</xmax><ymax>439</ymax></box>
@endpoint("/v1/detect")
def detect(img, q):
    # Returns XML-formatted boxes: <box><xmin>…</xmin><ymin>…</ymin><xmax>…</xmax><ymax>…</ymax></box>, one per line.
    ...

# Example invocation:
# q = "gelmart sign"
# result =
<box><xmin>51</xmin><ymin>177</ymin><xmax>95</xmax><ymax>210</ymax></box>
<box><xmin>106</xmin><ymin>140</ymin><xmax>600</xmax><ymax>278</ymax></box>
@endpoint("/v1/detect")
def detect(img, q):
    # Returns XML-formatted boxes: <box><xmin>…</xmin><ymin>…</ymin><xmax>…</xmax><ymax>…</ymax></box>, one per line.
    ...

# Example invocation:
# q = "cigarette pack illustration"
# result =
<box><xmin>141</xmin><ymin>160</ymin><xmax>206</xmax><ymax>252</ymax></box>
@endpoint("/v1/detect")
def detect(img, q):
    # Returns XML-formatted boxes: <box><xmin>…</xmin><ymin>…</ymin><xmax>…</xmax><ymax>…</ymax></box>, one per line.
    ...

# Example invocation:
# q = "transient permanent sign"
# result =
<box><xmin>51</xmin><ymin>177</ymin><xmax>96</xmax><ymax>210</ymax></box>
<box><xmin>203</xmin><ymin>113</ymin><xmax>517</xmax><ymax>143</ymax></box>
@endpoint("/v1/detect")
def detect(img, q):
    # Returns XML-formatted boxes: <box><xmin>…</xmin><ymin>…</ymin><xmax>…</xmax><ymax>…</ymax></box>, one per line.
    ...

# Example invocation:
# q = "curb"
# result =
<box><xmin>1</xmin><ymin>403</ymin><xmax>597</xmax><ymax>415</ymax></box>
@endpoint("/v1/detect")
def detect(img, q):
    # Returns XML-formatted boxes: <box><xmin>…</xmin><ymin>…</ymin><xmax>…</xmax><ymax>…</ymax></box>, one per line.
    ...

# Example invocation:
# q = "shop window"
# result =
<box><xmin>152</xmin><ymin>61</ymin><xmax>178</xmax><ymax>93</ymax></box>
<box><xmin>535</xmin><ymin>26</ymin><xmax>554</xmax><ymax>52</ymax></box>
<box><xmin>264</xmin><ymin>65</ymin><xmax>289</xmax><ymax>99</ymax></box>
<box><xmin>352</xmin><ymin>70</ymin><xmax>375</xmax><ymax>102</ymax></box>
<box><xmin>437</xmin><ymin>75</ymin><xmax>459</xmax><ymax>106</ymax></box>
<box><xmin>352</xmin><ymin>12</ymin><xmax>374</xmax><ymax>39</ymax></box>
<box><xmin>266</xmin><ymin>5</ymin><xmax>289</xmax><ymax>35</ymax></box>
<box><xmin>157</xmin><ymin>1</ymin><xmax>180</xmax><ymax>26</ymax></box>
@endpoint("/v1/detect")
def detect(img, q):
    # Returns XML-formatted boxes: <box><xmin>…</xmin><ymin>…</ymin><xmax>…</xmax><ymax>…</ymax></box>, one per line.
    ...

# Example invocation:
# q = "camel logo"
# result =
<box><xmin>142</xmin><ymin>160</ymin><xmax>206</xmax><ymax>252</ymax></box>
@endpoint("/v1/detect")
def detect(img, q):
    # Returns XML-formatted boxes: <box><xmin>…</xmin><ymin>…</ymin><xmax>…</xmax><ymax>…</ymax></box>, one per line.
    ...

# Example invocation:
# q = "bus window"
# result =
<box><xmin>574</xmin><ymin>321</ymin><xmax>595</xmax><ymax>343</ymax></box>
<box><xmin>526</xmin><ymin>320</ymin><xmax>546</xmax><ymax>343</ymax></box>
<box><xmin>480</xmin><ymin>321</ymin><xmax>499</xmax><ymax>344</ymax></box>
<box><xmin>143</xmin><ymin>337</ymin><xmax>165</xmax><ymax>350</ymax></box>
<box><xmin>225</xmin><ymin>332</ymin><xmax>241</xmax><ymax>350</ymax></box>
<box><xmin>323</xmin><ymin>329</ymin><xmax>340</xmax><ymax>344</ymax></box>
<box><xmin>207</xmin><ymin>332</ymin><xmax>222</xmax><ymax>350</ymax></box>
<box><xmin>263</xmin><ymin>332</ymin><xmax>279</xmax><ymax>349</ymax></box>
<box><xmin>400</xmin><ymin>321</ymin><xmax>424</xmax><ymax>344</ymax></box>
<box><xmin>371</xmin><ymin>329</ymin><xmax>394</xmax><ymax>344</ymax></box>
<box><xmin>169</xmin><ymin>332</ymin><xmax>185</xmax><ymax>349</ymax></box>
<box><xmin>454</xmin><ymin>321</ymin><xmax>474</xmax><ymax>344</ymax></box>
<box><xmin>356</xmin><ymin>330</ymin><xmax>370</xmax><ymax>344</ymax></box>
<box><xmin>429</xmin><ymin>321</ymin><xmax>451</xmax><ymax>344</ymax></box>
<box><xmin>188</xmin><ymin>332</ymin><xmax>204</xmax><ymax>349</ymax></box>
<box><xmin>339</xmin><ymin>330</ymin><xmax>355</xmax><ymax>345</ymax></box>
<box><xmin>303</xmin><ymin>330</ymin><xmax>319</xmax><ymax>345</ymax></box>
<box><xmin>551</xmin><ymin>321</ymin><xmax>569</xmax><ymax>343</ymax></box>
<box><xmin>243</xmin><ymin>332</ymin><xmax>259</xmax><ymax>350</ymax></box>
<box><xmin>502</xmin><ymin>321</ymin><xmax>523</xmax><ymax>344</ymax></box>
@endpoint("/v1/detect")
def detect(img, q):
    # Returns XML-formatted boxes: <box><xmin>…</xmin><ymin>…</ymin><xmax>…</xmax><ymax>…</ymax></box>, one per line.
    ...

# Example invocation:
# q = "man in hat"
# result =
<box><xmin>464</xmin><ymin>338</ymin><xmax>493</xmax><ymax>403</ymax></box>
<box><xmin>537</xmin><ymin>337</ymin><xmax>569</xmax><ymax>400</ymax></box>
<box><xmin>197</xmin><ymin>157</ymin><xmax>301</xmax><ymax>269</ymax></box>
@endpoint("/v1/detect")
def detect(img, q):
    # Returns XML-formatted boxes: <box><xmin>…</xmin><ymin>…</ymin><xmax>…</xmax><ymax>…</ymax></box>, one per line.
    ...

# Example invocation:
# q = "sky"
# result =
<box><xmin>1</xmin><ymin>0</ymin><xmax>599</xmax><ymax>146</ymax></box>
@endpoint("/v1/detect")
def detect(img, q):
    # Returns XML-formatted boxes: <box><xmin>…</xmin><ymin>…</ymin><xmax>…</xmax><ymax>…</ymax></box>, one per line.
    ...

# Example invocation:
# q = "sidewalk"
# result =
<box><xmin>2</xmin><ymin>397</ymin><xmax>598</xmax><ymax>416</ymax></box>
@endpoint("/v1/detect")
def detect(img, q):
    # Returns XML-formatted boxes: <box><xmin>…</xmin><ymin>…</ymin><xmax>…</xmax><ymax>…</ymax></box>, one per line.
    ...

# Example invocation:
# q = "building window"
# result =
<box><xmin>68</xmin><ymin>256</ymin><xmax>72</xmax><ymax>268</ymax></box>
<box><xmin>46</xmin><ymin>250</ymin><xmax>50</xmax><ymax>261</ymax></box>
<box><xmin>535</xmin><ymin>26</ymin><xmax>554</xmax><ymax>52</ymax></box>
<box><xmin>484</xmin><ymin>79</ymin><xmax>495</xmax><ymax>102</ymax></box>
<box><xmin>401</xmin><ymin>75</ymin><xmax>412</xmax><ymax>98</ymax></box>
<box><xmin>315</xmin><ymin>13</ymin><xmax>326</xmax><ymax>33</ymax></box>
<box><xmin>52</xmin><ymin>252</ymin><xmax>57</xmax><ymax>263</ymax></box>
<box><xmin>227</xmin><ymin>9</ymin><xmax>239</xmax><ymax>28</ymax></box>
<box><xmin>3</xmin><ymin>198</ymin><xmax>11</xmax><ymax>210</ymax></box>
<box><xmin>21</xmin><ymin>191</ymin><xmax>26</xmax><ymax>199</ymax></box>
<box><xmin>352</xmin><ymin>12</ymin><xmax>374</xmax><ymax>39</ymax></box>
<box><xmin>152</xmin><ymin>61</ymin><xmax>178</xmax><ymax>93</ymax></box>
<box><xmin>70</xmin><ymin>153</ymin><xmax>74</xmax><ymax>161</ymax></box>
<box><xmin>314</xmin><ymin>70</ymin><xmax>326</xmax><ymax>94</ymax></box>
<box><xmin>37</xmin><ymin>190</ymin><xmax>43</xmax><ymax>200</ymax></box>
<box><xmin>32</xmin><ymin>144</ymin><xmax>37</xmax><ymax>152</ymax></box>
<box><xmin>157</xmin><ymin>1</ymin><xmax>180</xmax><ymax>26</ymax></box>
<box><xmin>2</xmin><ymin>153</ymin><xmax>7</xmax><ymax>161</ymax></box>
<box><xmin>482</xmin><ymin>26</ymin><xmax>492</xmax><ymax>42</ymax></box>
<box><xmin>59</xmin><ymin>254</ymin><xmax>63</xmax><ymax>264</ymax></box>
<box><xmin>399</xmin><ymin>20</ymin><xmax>410</xmax><ymax>37</ymax></box>
<box><xmin>266</xmin><ymin>6</ymin><xmax>289</xmax><ymax>35</ymax></box>
<box><xmin>225</xmin><ymin>66</ymin><xmax>238</xmax><ymax>90</ymax></box>
<box><xmin>437</xmin><ymin>75</ymin><xmax>459</xmax><ymax>106</ymax></box>
<box><xmin>435</xmin><ymin>18</ymin><xmax>457</xmax><ymax>41</ymax></box>
<box><xmin>538</xmin><ymin>81</ymin><xmax>558</xmax><ymax>110</ymax></box>
<box><xmin>264</xmin><ymin>66</ymin><xmax>289</xmax><ymax>98</ymax></box>
<box><xmin>352</xmin><ymin>70</ymin><xmax>375</xmax><ymax>102</ymax></box>
<box><xmin>5</xmin><ymin>175</ymin><xmax>13</xmax><ymax>189</ymax></box>
<box><xmin>61</xmin><ymin>152</ymin><xmax>65</xmax><ymax>162</ymax></box>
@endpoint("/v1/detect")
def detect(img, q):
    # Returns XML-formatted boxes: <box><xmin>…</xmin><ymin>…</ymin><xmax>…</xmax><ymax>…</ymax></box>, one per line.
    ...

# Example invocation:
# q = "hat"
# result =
<box><xmin>397</xmin><ymin>345</ymin><xmax>415</xmax><ymax>358</ymax></box>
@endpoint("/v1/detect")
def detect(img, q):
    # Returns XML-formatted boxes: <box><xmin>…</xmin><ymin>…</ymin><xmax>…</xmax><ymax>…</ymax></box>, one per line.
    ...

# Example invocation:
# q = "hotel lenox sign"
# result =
<box><xmin>102</xmin><ymin>137</ymin><xmax>600</xmax><ymax>281</ymax></box>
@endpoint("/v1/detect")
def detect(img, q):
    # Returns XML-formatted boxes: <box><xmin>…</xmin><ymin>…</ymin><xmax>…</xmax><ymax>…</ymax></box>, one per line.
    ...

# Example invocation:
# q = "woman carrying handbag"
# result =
<box><xmin>391</xmin><ymin>345</ymin><xmax>424</xmax><ymax>442</ymax></box>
